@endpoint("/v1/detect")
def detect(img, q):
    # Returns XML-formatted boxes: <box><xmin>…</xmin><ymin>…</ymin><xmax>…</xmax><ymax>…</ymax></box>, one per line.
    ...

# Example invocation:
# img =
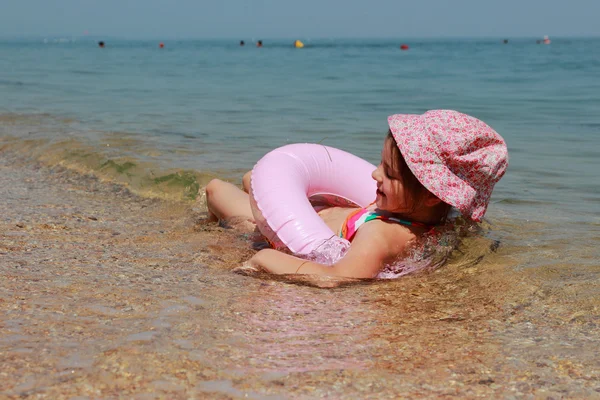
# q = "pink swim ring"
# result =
<box><xmin>250</xmin><ymin>143</ymin><xmax>377</xmax><ymax>255</ymax></box>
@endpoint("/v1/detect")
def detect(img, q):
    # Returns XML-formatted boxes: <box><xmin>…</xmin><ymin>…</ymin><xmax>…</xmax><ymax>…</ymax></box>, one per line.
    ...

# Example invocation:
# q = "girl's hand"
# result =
<box><xmin>247</xmin><ymin>249</ymin><xmax>309</xmax><ymax>275</ymax></box>
<box><xmin>231</xmin><ymin>260</ymin><xmax>261</xmax><ymax>276</ymax></box>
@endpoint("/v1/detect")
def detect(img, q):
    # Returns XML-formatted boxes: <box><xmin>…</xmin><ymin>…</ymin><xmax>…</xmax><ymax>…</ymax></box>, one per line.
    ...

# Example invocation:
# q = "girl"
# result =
<box><xmin>205</xmin><ymin>110</ymin><xmax>508</xmax><ymax>279</ymax></box>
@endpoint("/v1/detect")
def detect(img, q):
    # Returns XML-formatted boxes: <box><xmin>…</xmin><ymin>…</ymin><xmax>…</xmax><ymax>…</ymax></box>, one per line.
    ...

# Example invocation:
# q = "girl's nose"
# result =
<box><xmin>372</xmin><ymin>166</ymin><xmax>382</xmax><ymax>182</ymax></box>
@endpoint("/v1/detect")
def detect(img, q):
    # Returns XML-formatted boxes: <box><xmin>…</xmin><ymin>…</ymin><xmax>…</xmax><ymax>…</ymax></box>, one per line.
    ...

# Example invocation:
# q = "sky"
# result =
<box><xmin>1</xmin><ymin>0</ymin><xmax>599</xmax><ymax>39</ymax></box>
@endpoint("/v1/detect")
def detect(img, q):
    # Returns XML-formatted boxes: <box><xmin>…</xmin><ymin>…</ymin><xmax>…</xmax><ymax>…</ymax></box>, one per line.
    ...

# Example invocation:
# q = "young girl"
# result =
<box><xmin>205</xmin><ymin>110</ymin><xmax>508</xmax><ymax>279</ymax></box>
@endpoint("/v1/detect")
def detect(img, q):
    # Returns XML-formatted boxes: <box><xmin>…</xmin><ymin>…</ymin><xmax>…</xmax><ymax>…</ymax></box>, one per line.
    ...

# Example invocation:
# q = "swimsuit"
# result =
<box><xmin>339</xmin><ymin>205</ymin><xmax>433</xmax><ymax>241</ymax></box>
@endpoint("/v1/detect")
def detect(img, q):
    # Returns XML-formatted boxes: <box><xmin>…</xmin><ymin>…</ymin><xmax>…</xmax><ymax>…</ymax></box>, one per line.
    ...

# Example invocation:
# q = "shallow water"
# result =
<box><xmin>1</xmin><ymin>37</ymin><xmax>600</xmax><ymax>397</ymax></box>
<box><xmin>1</xmin><ymin>151</ymin><xmax>599</xmax><ymax>398</ymax></box>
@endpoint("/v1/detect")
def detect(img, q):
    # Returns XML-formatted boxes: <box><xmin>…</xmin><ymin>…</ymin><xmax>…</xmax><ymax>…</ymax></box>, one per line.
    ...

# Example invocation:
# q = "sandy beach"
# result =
<box><xmin>0</xmin><ymin>151</ymin><xmax>260</xmax><ymax>398</ymax></box>
<box><xmin>1</xmin><ymin>150</ymin><xmax>599</xmax><ymax>399</ymax></box>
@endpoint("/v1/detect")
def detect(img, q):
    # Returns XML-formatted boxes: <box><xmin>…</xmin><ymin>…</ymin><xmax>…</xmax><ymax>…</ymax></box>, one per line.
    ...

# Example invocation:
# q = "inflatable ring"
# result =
<box><xmin>250</xmin><ymin>143</ymin><xmax>377</xmax><ymax>255</ymax></box>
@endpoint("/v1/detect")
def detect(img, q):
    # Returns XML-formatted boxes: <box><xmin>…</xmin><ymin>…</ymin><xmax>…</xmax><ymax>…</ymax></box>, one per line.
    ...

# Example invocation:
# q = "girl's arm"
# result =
<box><xmin>248</xmin><ymin>223</ymin><xmax>412</xmax><ymax>279</ymax></box>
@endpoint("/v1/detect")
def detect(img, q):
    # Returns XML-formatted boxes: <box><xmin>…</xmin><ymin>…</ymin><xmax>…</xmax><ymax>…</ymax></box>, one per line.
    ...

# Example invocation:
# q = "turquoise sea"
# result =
<box><xmin>1</xmin><ymin>37</ymin><xmax>600</xmax><ymax>396</ymax></box>
<box><xmin>2</xmin><ymin>37</ymin><xmax>600</xmax><ymax>227</ymax></box>
<box><xmin>2</xmin><ymin>36</ymin><xmax>600</xmax><ymax>248</ymax></box>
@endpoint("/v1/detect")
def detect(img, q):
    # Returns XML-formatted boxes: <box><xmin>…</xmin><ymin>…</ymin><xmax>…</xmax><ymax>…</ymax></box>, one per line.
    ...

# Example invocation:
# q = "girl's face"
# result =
<box><xmin>371</xmin><ymin>138</ymin><xmax>409</xmax><ymax>213</ymax></box>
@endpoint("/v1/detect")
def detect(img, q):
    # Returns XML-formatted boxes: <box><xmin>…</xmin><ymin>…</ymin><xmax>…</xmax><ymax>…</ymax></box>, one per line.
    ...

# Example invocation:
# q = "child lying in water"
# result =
<box><xmin>205</xmin><ymin>110</ymin><xmax>508</xmax><ymax>278</ymax></box>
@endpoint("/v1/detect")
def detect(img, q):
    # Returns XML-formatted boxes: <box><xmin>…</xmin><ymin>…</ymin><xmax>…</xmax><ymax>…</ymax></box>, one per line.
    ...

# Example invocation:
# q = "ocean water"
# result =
<box><xmin>1</xmin><ymin>37</ymin><xmax>600</xmax><ymax>396</ymax></box>
<box><xmin>2</xmin><ymin>36</ymin><xmax>600</xmax><ymax>251</ymax></box>
<box><xmin>2</xmin><ymin>37</ymin><xmax>599</xmax><ymax>245</ymax></box>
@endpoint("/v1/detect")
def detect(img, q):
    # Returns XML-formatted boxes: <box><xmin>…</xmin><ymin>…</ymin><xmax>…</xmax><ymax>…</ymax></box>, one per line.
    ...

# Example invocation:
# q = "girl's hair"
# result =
<box><xmin>386</xmin><ymin>131</ymin><xmax>450</xmax><ymax>217</ymax></box>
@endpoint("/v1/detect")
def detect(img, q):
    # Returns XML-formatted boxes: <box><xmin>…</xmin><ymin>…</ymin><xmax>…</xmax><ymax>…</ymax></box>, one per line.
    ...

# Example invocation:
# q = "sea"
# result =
<box><xmin>1</xmin><ymin>37</ymin><xmax>599</xmax><ymax>396</ymax></box>
<box><xmin>2</xmin><ymin>36</ymin><xmax>599</xmax><ymax>259</ymax></box>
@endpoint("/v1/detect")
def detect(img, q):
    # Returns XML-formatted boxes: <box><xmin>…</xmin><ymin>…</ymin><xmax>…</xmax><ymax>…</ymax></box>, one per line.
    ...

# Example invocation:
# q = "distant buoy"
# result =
<box><xmin>294</xmin><ymin>40</ymin><xmax>304</xmax><ymax>48</ymax></box>
<box><xmin>543</xmin><ymin>35</ymin><xmax>551</xmax><ymax>45</ymax></box>
<box><xmin>400</xmin><ymin>44</ymin><xmax>409</xmax><ymax>50</ymax></box>
<box><xmin>159</xmin><ymin>42</ymin><xmax>165</xmax><ymax>48</ymax></box>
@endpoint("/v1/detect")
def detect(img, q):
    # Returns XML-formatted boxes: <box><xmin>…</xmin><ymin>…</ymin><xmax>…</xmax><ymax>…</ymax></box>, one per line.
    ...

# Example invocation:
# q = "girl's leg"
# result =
<box><xmin>205</xmin><ymin>179</ymin><xmax>254</xmax><ymax>222</ymax></box>
<box><xmin>242</xmin><ymin>170</ymin><xmax>252</xmax><ymax>193</ymax></box>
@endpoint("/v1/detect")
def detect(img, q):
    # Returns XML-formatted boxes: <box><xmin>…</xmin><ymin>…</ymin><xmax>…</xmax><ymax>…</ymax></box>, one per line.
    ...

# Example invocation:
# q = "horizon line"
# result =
<box><xmin>1</xmin><ymin>33</ymin><xmax>600</xmax><ymax>41</ymax></box>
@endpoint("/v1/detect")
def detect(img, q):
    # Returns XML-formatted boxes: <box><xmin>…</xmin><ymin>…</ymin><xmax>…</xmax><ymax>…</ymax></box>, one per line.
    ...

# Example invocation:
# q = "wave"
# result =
<box><xmin>0</xmin><ymin>79</ymin><xmax>25</xmax><ymax>87</ymax></box>
<box><xmin>68</xmin><ymin>69</ymin><xmax>105</xmax><ymax>76</ymax></box>
<box><xmin>0</xmin><ymin>134</ymin><xmax>214</xmax><ymax>203</ymax></box>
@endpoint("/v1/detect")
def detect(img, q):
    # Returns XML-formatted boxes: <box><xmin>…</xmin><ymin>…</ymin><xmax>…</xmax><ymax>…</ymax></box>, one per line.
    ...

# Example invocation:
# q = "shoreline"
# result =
<box><xmin>1</xmin><ymin>150</ymin><xmax>599</xmax><ymax>398</ymax></box>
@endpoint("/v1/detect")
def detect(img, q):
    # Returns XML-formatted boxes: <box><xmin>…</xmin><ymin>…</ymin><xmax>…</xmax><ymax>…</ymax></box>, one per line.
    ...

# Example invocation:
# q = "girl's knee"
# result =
<box><xmin>205</xmin><ymin>178</ymin><xmax>253</xmax><ymax>223</ymax></box>
<box><xmin>205</xmin><ymin>178</ymin><xmax>224</xmax><ymax>197</ymax></box>
<box><xmin>242</xmin><ymin>171</ymin><xmax>252</xmax><ymax>193</ymax></box>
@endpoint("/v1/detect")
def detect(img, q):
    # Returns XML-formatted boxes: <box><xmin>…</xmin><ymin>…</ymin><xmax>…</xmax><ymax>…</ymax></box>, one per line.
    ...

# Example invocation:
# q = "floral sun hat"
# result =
<box><xmin>388</xmin><ymin>110</ymin><xmax>508</xmax><ymax>222</ymax></box>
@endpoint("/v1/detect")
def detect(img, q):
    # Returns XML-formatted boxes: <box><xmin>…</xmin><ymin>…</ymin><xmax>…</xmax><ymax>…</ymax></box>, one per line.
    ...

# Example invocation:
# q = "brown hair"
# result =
<box><xmin>385</xmin><ymin>130</ymin><xmax>450</xmax><ymax>218</ymax></box>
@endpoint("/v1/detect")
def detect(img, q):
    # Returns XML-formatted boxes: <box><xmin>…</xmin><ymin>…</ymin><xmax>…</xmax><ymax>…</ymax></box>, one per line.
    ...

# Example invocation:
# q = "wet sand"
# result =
<box><xmin>1</xmin><ymin>150</ymin><xmax>599</xmax><ymax>399</ymax></box>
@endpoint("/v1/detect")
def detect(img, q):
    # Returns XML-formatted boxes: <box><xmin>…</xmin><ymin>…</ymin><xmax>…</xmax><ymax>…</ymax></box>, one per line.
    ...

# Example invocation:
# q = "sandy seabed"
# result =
<box><xmin>1</xmin><ymin>150</ymin><xmax>599</xmax><ymax>399</ymax></box>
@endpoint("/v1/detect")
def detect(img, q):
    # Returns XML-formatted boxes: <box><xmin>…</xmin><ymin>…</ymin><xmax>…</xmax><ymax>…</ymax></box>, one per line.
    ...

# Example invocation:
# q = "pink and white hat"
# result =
<box><xmin>388</xmin><ymin>110</ymin><xmax>508</xmax><ymax>222</ymax></box>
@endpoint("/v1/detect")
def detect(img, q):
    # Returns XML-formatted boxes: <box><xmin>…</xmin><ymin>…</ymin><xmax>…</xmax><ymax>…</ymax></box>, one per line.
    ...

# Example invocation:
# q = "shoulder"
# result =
<box><xmin>332</xmin><ymin>220</ymin><xmax>417</xmax><ymax>278</ymax></box>
<box><xmin>353</xmin><ymin>219</ymin><xmax>417</xmax><ymax>258</ymax></box>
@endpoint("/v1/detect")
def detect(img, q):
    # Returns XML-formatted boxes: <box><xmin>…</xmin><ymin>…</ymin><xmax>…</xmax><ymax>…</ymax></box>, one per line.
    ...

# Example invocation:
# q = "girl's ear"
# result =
<box><xmin>424</xmin><ymin>193</ymin><xmax>442</xmax><ymax>207</ymax></box>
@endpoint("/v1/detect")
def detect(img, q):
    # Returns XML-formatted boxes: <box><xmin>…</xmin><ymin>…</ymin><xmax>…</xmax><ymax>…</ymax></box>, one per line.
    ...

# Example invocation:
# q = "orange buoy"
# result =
<box><xmin>159</xmin><ymin>42</ymin><xmax>165</xmax><ymax>48</ymax></box>
<box><xmin>400</xmin><ymin>44</ymin><xmax>409</xmax><ymax>50</ymax></box>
